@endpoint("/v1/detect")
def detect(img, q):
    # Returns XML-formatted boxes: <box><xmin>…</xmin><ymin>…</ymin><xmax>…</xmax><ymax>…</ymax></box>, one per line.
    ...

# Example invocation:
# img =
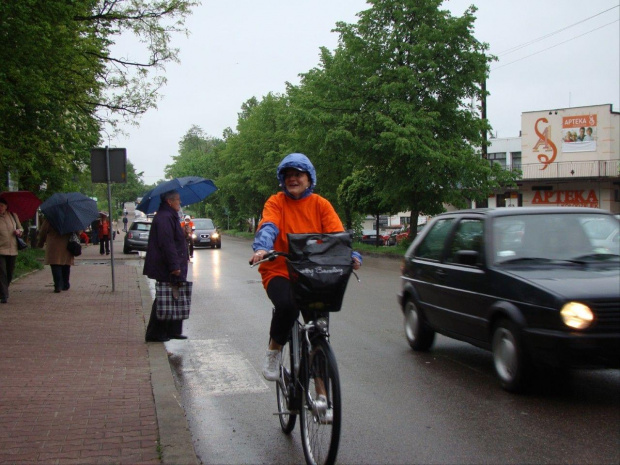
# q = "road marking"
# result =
<box><xmin>173</xmin><ymin>339</ymin><xmax>269</xmax><ymax>396</ymax></box>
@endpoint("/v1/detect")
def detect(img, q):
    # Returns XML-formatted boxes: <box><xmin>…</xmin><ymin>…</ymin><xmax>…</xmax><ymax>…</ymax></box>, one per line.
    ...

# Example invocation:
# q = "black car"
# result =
<box><xmin>191</xmin><ymin>218</ymin><xmax>221</xmax><ymax>249</ymax></box>
<box><xmin>397</xmin><ymin>207</ymin><xmax>620</xmax><ymax>392</ymax></box>
<box><xmin>123</xmin><ymin>220</ymin><xmax>152</xmax><ymax>254</ymax></box>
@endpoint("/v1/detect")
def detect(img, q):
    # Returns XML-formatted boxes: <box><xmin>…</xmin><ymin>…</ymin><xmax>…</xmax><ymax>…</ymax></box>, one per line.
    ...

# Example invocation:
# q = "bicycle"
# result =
<box><xmin>251</xmin><ymin>232</ymin><xmax>358</xmax><ymax>465</ymax></box>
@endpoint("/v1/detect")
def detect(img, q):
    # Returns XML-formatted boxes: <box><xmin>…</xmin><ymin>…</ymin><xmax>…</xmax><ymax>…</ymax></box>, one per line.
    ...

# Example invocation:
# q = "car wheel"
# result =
<box><xmin>492</xmin><ymin>319</ymin><xmax>530</xmax><ymax>392</ymax></box>
<box><xmin>123</xmin><ymin>245</ymin><xmax>131</xmax><ymax>254</ymax></box>
<box><xmin>403</xmin><ymin>298</ymin><xmax>435</xmax><ymax>351</ymax></box>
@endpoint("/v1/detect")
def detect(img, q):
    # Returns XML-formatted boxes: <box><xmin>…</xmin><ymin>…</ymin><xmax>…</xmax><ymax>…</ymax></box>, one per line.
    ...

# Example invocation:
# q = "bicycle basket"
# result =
<box><xmin>286</xmin><ymin>232</ymin><xmax>353</xmax><ymax>312</ymax></box>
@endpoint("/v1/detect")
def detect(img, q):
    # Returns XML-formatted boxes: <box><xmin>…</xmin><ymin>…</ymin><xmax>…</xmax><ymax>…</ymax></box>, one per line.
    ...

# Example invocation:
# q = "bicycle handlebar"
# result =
<box><xmin>249</xmin><ymin>250</ymin><xmax>289</xmax><ymax>267</ymax></box>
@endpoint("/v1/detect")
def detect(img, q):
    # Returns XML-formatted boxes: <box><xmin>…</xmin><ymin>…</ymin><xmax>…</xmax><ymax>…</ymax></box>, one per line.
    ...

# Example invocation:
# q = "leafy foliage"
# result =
<box><xmin>0</xmin><ymin>0</ymin><xmax>196</xmax><ymax>194</ymax></box>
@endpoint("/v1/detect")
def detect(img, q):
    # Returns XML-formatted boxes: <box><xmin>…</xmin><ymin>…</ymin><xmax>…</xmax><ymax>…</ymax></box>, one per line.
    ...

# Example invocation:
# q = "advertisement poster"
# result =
<box><xmin>562</xmin><ymin>114</ymin><xmax>597</xmax><ymax>153</ymax></box>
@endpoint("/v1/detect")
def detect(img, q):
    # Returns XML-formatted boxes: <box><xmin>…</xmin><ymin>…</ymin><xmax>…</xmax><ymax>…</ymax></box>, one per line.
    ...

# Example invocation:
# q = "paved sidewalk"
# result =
<box><xmin>0</xmin><ymin>235</ymin><xmax>197</xmax><ymax>464</ymax></box>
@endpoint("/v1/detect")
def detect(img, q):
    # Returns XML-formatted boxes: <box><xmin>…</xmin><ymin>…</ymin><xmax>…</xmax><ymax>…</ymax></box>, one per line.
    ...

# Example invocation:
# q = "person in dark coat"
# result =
<box><xmin>143</xmin><ymin>190</ymin><xmax>189</xmax><ymax>342</ymax></box>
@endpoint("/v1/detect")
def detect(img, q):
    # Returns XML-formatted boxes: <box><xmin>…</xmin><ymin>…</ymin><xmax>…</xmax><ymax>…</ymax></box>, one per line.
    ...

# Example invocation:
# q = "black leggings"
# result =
<box><xmin>267</xmin><ymin>276</ymin><xmax>327</xmax><ymax>346</ymax></box>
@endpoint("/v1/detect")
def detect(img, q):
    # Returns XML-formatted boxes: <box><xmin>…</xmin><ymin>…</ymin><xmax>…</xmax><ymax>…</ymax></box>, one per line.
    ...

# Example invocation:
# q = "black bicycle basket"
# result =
<box><xmin>286</xmin><ymin>232</ymin><xmax>353</xmax><ymax>312</ymax></box>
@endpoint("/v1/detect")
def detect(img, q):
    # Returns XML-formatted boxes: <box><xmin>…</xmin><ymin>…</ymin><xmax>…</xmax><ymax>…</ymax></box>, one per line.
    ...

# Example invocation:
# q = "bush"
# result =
<box><xmin>14</xmin><ymin>247</ymin><xmax>45</xmax><ymax>279</ymax></box>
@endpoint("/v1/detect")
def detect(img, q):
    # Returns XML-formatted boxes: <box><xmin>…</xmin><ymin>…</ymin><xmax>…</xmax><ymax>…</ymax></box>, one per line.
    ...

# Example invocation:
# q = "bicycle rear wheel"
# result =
<box><xmin>277</xmin><ymin>340</ymin><xmax>296</xmax><ymax>434</ymax></box>
<box><xmin>300</xmin><ymin>338</ymin><xmax>341</xmax><ymax>465</ymax></box>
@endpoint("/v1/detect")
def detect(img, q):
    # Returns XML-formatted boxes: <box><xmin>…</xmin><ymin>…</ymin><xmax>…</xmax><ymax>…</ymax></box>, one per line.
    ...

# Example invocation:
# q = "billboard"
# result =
<box><xmin>562</xmin><ymin>114</ymin><xmax>597</xmax><ymax>153</ymax></box>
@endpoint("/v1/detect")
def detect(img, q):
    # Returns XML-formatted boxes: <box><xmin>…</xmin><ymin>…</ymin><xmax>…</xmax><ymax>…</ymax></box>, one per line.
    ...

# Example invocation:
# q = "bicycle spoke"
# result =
<box><xmin>300</xmin><ymin>339</ymin><xmax>341</xmax><ymax>465</ymax></box>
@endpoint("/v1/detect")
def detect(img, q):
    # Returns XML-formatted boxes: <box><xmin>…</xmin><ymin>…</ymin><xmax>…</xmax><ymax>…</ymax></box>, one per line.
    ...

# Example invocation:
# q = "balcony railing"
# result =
<box><xmin>503</xmin><ymin>160</ymin><xmax>619</xmax><ymax>180</ymax></box>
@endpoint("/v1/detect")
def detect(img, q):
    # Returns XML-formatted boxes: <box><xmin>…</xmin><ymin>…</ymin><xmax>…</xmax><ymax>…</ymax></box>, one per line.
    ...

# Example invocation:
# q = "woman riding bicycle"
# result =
<box><xmin>249</xmin><ymin>153</ymin><xmax>362</xmax><ymax>382</ymax></box>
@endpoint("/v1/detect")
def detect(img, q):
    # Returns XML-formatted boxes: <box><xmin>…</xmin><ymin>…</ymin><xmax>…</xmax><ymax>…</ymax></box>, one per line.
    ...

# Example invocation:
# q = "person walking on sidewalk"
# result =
<box><xmin>37</xmin><ymin>218</ymin><xmax>74</xmax><ymax>293</ymax></box>
<box><xmin>97</xmin><ymin>213</ymin><xmax>110</xmax><ymax>255</ymax></box>
<box><xmin>122</xmin><ymin>215</ymin><xmax>128</xmax><ymax>232</ymax></box>
<box><xmin>143</xmin><ymin>190</ymin><xmax>189</xmax><ymax>342</ymax></box>
<box><xmin>0</xmin><ymin>197</ymin><xmax>24</xmax><ymax>304</ymax></box>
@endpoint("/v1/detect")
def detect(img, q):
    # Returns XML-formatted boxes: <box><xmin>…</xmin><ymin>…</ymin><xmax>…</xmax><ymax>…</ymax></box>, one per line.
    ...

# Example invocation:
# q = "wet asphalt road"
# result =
<box><xmin>165</xmin><ymin>236</ymin><xmax>620</xmax><ymax>465</ymax></box>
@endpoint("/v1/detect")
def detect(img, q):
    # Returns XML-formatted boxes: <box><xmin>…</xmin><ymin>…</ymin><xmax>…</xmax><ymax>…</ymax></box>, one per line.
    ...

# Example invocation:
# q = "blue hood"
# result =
<box><xmin>277</xmin><ymin>153</ymin><xmax>316</xmax><ymax>198</ymax></box>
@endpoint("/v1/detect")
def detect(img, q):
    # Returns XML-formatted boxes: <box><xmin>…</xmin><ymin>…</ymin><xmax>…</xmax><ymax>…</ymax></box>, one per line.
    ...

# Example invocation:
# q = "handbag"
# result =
<box><xmin>155</xmin><ymin>281</ymin><xmax>193</xmax><ymax>320</ymax></box>
<box><xmin>10</xmin><ymin>213</ymin><xmax>28</xmax><ymax>250</ymax></box>
<box><xmin>16</xmin><ymin>236</ymin><xmax>28</xmax><ymax>251</ymax></box>
<box><xmin>67</xmin><ymin>232</ymin><xmax>82</xmax><ymax>256</ymax></box>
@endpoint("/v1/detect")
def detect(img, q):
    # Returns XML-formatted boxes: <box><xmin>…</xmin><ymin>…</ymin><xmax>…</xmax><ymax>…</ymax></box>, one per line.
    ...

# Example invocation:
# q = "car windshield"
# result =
<box><xmin>193</xmin><ymin>219</ymin><xmax>214</xmax><ymax>229</ymax></box>
<box><xmin>133</xmin><ymin>223</ymin><xmax>151</xmax><ymax>231</ymax></box>
<box><xmin>493</xmin><ymin>213</ymin><xmax>619</xmax><ymax>264</ymax></box>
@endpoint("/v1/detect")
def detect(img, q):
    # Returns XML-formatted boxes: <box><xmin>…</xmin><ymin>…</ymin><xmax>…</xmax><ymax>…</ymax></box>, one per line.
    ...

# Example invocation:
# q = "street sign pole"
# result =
<box><xmin>105</xmin><ymin>146</ymin><xmax>116</xmax><ymax>292</ymax></box>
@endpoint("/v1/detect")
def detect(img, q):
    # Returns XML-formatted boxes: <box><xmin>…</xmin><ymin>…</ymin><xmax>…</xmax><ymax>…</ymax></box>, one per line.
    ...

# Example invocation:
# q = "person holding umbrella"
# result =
<box><xmin>0</xmin><ymin>197</ymin><xmax>25</xmax><ymax>304</ymax></box>
<box><xmin>37</xmin><ymin>217</ymin><xmax>74</xmax><ymax>293</ymax></box>
<box><xmin>143</xmin><ymin>190</ymin><xmax>189</xmax><ymax>342</ymax></box>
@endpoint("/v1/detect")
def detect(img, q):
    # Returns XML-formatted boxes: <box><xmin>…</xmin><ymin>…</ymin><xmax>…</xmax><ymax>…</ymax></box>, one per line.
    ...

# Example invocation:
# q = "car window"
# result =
<box><xmin>134</xmin><ymin>223</ymin><xmax>151</xmax><ymax>231</ymax></box>
<box><xmin>193</xmin><ymin>219</ymin><xmax>214</xmax><ymax>229</ymax></box>
<box><xmin>493</xmin><ymin>213</ymin><xmax>616</xmax><ymax>263</ymax></box>
<box><xmin>446</xmin><ymin>219</ymin><xmax>484</xmax><ymax>264</ymax></box>
<box><xmin>414</xmin><ymin>219</ymin><xmax>455</xmax><ymax>260</ymax></box>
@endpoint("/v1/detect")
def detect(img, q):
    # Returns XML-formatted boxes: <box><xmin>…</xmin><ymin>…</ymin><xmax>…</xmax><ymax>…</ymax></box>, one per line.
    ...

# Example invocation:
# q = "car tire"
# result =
<box><xmin>492</xmin><ymin>319</ymin><xmax>530</xmax><ymax>393</ymax></box>
<box><xmin>403</xmin><ymin>298</ymin><xmax>435</xmax><ymax>351</ymax></box>
<box><xmin>123</xmin><ymin>245</ymin><xmax>131</xmax><ymax>254</ymax></box>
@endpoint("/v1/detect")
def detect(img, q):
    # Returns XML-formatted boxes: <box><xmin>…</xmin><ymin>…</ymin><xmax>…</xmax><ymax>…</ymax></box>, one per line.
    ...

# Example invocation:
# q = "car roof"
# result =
<box><xmin>434</xmin><ymin>207</ymin><xmax>613</xmax><ymax>218</ymax></box>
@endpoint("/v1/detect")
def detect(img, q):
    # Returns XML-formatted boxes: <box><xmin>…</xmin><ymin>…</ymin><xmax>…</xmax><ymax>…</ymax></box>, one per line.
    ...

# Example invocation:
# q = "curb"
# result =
<box><xmin>139</xmin><ymin>273</ymin><xmax>199</xmax><ymax>465</ymax></box>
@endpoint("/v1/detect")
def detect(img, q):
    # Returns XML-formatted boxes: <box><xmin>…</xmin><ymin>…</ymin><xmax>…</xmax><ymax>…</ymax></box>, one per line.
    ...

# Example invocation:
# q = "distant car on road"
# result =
<box><xmin>191</xmin><ymin>218</ymin><xmax>221</xmax><ymax>249</ymax></box>
<box><xmin>397</xmin><ymin>207</ymin><xmax>620</xmax><ymax>392</ymax></box>
<box><xmin>123</xmin><ymin>220</ymin><xmax>152</xmax><ymax>254</ymax></box>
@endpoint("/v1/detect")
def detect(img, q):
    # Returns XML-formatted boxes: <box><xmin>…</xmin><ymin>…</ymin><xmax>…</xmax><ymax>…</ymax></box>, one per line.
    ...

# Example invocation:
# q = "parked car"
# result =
<box><xmin>397</xmin><ymin>207</ymin><xmax>620</xmax><ymax>392</ymax></box>
<box><xmin>191</xmin><ymin>218</ymin><xmax>221</xmax><ymax>249</ymax></box>
<box><xmin>359</xmin><ymin>229</ymin><xmax>383</xmax><ymax>245</ymax></box>
<box><xmin>123</xmin><ymin>220</ymin><xmax>152</xmax><ymax>254</ymax></box>
<box><xmin>388</xmin><ymin>224</ymin><xmax>427</xmax><ymax>246</ymax></box>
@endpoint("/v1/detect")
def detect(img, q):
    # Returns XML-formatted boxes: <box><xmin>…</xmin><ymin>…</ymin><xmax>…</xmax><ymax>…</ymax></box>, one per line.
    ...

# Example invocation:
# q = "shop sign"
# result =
<box><xmin>532</xmin><ymin>189</ymin><xmax>599</xmax><ymax>208</ymax></box>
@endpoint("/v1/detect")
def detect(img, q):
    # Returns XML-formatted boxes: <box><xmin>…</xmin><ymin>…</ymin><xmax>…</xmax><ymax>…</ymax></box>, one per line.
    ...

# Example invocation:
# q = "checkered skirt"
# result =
<box><xmin>155</xmin><ymin>281</ymin><xmax>193</xmax><ymax>320</ymax></box>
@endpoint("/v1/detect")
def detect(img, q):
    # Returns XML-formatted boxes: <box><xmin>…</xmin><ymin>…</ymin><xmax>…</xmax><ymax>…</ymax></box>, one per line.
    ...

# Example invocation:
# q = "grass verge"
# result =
<box><xmin>13</xmin><ymin>247</ymin><xmax>45</xmax><ymax>280</ymax></box>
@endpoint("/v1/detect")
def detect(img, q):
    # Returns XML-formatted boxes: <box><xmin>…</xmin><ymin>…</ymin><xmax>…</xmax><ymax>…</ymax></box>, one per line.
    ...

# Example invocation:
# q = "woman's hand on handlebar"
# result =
<box><xmin>249</xmin><ymin>249</ymin><xmax>269</xmax><ymax>266</ymax></box>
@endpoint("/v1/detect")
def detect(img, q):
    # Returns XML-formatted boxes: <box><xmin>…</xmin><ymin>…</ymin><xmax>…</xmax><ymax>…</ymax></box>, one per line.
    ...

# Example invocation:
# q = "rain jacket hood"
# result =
<box><xmin>277</xmin><ymin>153</ymin><xmax>316</xmax><ymax>199</ymax></box>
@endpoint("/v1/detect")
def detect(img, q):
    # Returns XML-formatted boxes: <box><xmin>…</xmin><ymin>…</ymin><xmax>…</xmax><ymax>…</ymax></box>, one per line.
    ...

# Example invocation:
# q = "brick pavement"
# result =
<box><xmin>0</xmin><ymin>234</ymin><xmax>195</xmax><ymax>464</ymax></box>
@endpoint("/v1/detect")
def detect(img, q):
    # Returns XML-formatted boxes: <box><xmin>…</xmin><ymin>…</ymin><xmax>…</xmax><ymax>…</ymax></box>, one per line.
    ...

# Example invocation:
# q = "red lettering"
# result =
<box><xmin>532</xmin><ymin>191</ymin><xmax>543</xmax><ymax>204</ymax></box>
<box><xmin>543</xmin><ymin>191</ymin><xmax>555</xmax><ymax>203</ymax></box>
<box><xmin>586</xmin><ymin>190</ymin><xmax>598</xmax><ymax>203</ymax></box>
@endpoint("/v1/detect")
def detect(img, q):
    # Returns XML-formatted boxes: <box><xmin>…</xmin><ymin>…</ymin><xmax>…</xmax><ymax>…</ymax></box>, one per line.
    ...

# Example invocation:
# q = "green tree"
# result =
<box><xmin>216</xmin><ymin>94</ymin><xmax>295</xmax><ymax>231</ymax></box>
<box><xmin>0</xmin><ymin>0</ymin><xmax>197</xmax><ymax>193</ymax></box>
<box><xmin>313</xmin><ymin>0</ymin><xmax>518</xmax><ymax>239</ymax></box>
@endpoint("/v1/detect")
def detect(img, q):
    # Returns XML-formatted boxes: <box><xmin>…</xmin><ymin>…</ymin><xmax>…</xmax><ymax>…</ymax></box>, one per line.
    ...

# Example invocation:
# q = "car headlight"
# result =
<box><xmin>211</xmin><ymin>232</ymin><xmax>219</xmax><ymax>239</ymax></box>
<box><xmin>191</xmin><ymin>233</ymin><xmax>197</xmax><ymax>239</ymax></box>
<box><xmin>560</xmin><ymin>302</ymin><xmax>594</xmax><ymax>329</ymax></box>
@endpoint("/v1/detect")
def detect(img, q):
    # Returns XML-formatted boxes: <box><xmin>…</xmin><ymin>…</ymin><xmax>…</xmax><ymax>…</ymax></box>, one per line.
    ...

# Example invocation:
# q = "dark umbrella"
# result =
<box><xmin>39</xmin><ymin>192</ymin><xmax>99</xmax><ymax>235</ymax></box>
<box><xmin>136</xmin><ymin>176</ymin><xmax>218</xmax><ymax>214</ymax></box>
<box><xmin>0</xmin><ymin>191</ymin><xmax>42</xmax><ymax>221</ymax></box>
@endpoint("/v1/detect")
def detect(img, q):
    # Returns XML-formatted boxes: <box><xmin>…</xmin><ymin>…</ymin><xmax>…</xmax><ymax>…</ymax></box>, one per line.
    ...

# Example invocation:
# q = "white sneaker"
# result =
<box><xmin>262</xmin><ymin>349</ymin><xmax>281</xmax><ymax>381</ymax></box>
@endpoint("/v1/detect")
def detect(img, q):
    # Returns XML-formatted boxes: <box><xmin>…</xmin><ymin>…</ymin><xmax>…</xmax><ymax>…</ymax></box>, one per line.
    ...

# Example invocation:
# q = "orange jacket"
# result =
<box><xmin>256</xmin><ymin>192</ymin><xmax>343</xmax><ymax>288</ymax></box>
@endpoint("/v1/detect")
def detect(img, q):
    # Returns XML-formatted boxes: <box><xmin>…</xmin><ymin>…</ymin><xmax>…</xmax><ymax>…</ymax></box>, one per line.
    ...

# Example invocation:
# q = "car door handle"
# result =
<box><xmin>435</xmin><ymin>269</ymin><xmax>447</xmax><ymax>277</ymax></box>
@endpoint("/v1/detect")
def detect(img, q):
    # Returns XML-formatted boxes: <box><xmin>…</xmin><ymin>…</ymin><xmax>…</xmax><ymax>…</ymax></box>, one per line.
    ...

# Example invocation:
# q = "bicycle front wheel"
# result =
<box><xmin>300</xmin><ymin>338</ymin><xmax>341</xmax><ymax>465</ymax></box>
<box><xmin>277</xmin><ymin>340</ymin><xmax>296</xmax><ymax>434</ymax></box>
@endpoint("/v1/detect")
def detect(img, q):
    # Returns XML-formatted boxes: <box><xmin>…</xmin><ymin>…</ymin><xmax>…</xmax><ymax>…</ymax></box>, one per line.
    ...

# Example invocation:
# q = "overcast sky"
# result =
<box><xmin>109</xmin><ymin>0</ymin><xmax>620</xmax><ymax>183</ymax></box>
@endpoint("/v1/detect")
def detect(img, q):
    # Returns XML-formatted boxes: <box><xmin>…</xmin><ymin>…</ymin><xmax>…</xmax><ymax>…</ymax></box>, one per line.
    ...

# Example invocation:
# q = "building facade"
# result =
<box><xmin>484</xmin><ymin>104</ymin><xmax>619</xmax><ymax>213</ymax></box>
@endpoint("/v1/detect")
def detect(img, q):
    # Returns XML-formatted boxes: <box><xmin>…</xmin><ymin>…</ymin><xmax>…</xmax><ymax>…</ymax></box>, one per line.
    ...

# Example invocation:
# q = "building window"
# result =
<box><xmin>488</xmin><ymin>152</ymin><xmax>506</xmax><ymax>169</ymax></box>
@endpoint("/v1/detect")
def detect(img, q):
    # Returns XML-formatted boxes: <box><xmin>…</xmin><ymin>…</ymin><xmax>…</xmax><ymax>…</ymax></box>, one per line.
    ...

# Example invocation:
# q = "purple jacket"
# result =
<box><xmin>142</xmin><ymin>202</ymin><xmax>188</xmax><ymax>282</ymax></box>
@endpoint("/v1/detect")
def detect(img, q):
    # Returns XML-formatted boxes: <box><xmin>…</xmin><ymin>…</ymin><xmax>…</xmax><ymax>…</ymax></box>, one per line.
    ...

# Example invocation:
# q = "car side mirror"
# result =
<box><xmin>455</xmin><ymin>250</ymin><xmax>480</xmax><ymax>266</ymax></box>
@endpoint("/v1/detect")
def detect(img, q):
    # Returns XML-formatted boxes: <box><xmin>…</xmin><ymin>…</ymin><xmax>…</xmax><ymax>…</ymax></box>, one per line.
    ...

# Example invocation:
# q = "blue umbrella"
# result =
<box><xmin>39</xmin><ymin>192</ymin><xmax>99</xmax><ymax>235</ymax></box>
<box><xmin>136</xmin><ymin>176</ymin><xmax>218</xmax><ymax>214</ymax></box>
